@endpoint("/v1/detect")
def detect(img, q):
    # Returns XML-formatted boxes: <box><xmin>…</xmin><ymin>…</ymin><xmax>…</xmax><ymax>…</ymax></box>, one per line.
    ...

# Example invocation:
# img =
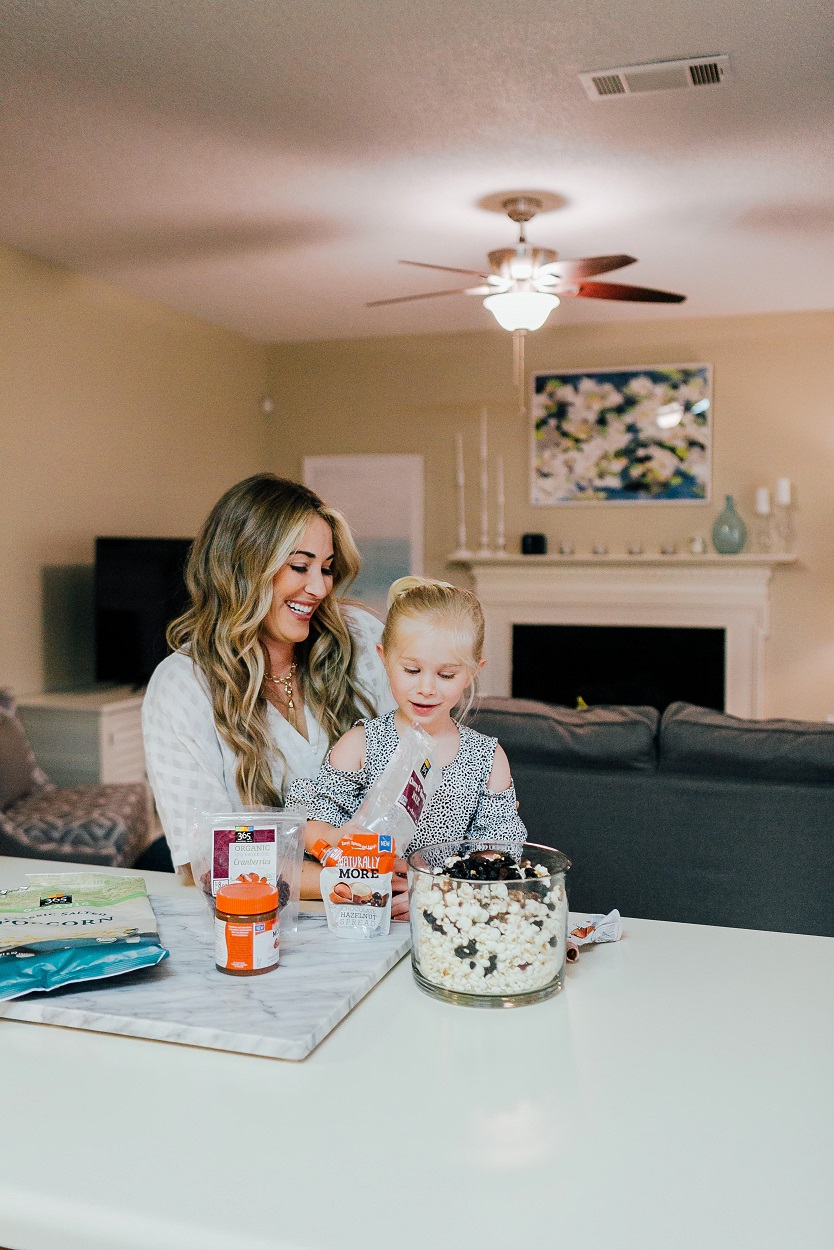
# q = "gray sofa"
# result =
<box><xmin>470</xmin><ymin>698</ymin><xmax>834</xmax><ymax>938</ymax></box>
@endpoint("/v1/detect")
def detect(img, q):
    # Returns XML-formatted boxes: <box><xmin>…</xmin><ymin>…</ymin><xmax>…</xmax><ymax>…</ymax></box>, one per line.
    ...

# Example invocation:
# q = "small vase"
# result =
<box><xmin>712</xmin><ymin>495</ymin><xmax>747</xmax><ymax>554</ymax></box>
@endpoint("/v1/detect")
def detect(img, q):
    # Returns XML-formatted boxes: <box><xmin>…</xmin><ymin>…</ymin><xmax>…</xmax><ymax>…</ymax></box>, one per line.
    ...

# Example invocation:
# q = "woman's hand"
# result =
<box><xmin>391</xmin><ymin>856</ymin><xmax>409</xmax><ymax>920</ymax></box>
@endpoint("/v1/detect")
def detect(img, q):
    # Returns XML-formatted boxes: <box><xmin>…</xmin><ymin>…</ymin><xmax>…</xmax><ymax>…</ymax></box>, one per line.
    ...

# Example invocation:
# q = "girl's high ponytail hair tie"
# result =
<box><xmin>386</xmin><ymin>575</ymin><xmax>455</xmax><ymax>608</ymax></box>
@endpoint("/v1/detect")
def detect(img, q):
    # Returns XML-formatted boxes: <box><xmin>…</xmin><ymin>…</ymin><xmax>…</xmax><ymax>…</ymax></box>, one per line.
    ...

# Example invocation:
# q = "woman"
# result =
<box><xmin>141</xmin><ymin>474</ymin><xmax>395</xmax><ymax>898</ymax></box>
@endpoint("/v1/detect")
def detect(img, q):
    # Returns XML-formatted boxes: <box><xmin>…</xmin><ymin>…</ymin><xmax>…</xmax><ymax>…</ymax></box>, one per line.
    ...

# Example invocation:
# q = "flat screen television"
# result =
<box><xmin>95</xmin><ymin>537</ymin><xmax>193</xmax><ymax>688</ymax></box>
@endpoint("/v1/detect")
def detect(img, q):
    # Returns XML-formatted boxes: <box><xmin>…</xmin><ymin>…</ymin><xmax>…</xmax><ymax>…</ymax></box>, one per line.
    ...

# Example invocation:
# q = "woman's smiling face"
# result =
<box><xmin>262</xmin><ymin>515</ymin><xmax>335</xmax><ymax>646</ymax></box>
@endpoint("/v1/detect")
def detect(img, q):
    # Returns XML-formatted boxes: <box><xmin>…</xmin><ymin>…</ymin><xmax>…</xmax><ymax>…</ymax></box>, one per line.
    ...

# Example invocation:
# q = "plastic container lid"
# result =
<box><xmin>215</xmin><ymin>881</ymin><xmax>279</xmax><ymax>916</ymax></box>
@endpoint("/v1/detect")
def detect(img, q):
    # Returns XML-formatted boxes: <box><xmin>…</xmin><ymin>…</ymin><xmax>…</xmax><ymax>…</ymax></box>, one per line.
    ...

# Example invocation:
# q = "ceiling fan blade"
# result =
<box><xmin>398</xmin><ymin>259</ymin><xmax>491</xmax><ymax>279</ymax></box>
<box><xmin>561</xmin><ymin>280</ymin><xmax>686</xmax><ymax>303</ymax></box>
<box><xmin>366</xmin><ymin>287</ymin><xmax>472</xmax><ymax>307</ymax></box>
<box><xmin>536</xmin><ymin>254</ymin><xmax>637</xmax><ymax>281</ymax></box>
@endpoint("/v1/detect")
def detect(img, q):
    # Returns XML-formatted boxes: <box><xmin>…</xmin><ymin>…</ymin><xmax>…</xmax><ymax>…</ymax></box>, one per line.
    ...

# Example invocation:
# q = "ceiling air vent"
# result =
<box><xmin>579</xmin><ymin>55</ymin><xmax>730</xmax><ymax>100</ymax></box>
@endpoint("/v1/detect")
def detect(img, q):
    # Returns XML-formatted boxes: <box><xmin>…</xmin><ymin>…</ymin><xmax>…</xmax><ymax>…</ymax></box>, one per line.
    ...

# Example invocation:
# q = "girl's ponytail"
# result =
<box><xmin>386</xmin><ymin>575</ymin><xmax>455</xmax><ymax>608</ymax></box>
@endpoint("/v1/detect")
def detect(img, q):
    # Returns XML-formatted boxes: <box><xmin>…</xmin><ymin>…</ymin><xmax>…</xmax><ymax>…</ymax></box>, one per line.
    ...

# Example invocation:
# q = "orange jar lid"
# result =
<box><xmin>215</xmin><ymin>881</ymin><xmax>279</xmax><ymax>916</ymax></box>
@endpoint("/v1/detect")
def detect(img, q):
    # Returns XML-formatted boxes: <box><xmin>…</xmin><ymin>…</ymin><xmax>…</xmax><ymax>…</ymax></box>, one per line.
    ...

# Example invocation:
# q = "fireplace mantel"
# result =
<box><xmin>448</xmin><ymin>553</ymin><xmax>797</xmax><ymax>570</ymax></box>
<box><xmin>448</xmin><ymin>552</ymin><xmax>797</xmax><ymax>717</ymax></box>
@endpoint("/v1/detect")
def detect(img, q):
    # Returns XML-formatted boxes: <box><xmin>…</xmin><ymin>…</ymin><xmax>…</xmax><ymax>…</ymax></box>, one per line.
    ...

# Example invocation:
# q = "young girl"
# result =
<box><xmin>288</xmin><ymin>578</ymin><xmax>526</xmax><ymax>912</ymax></box>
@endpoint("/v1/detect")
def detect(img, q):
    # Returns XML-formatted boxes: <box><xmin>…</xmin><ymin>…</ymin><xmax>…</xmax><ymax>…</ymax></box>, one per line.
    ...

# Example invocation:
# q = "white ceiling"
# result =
<box><xmin>1</xmin><ymin>0</ymin><xmax>832</xmax><ymax>343</ymax></box>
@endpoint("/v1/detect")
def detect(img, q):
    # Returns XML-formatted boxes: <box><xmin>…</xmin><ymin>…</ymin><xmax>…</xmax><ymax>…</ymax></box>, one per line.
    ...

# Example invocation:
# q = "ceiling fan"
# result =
<box><xmin>367</xmin><ymin>195</ymin><xmax>686</xmax><ymax>334</ymax></box>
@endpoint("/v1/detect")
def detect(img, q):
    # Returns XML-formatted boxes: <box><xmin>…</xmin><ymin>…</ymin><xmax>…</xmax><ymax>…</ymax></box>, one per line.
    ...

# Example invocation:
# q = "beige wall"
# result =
<box><xmin>1</xmin><ymin>246</ymin><xmax>270</xmax><ymax>694</ymax></box>
<box><xmin>269</xmin><ymin>309</ymin><xmax>834</xmax><ymax>720</ymax></box>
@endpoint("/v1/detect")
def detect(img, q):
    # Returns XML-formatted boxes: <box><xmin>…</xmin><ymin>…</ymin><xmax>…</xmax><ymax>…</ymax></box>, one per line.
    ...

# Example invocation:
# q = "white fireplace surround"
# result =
<box><xmin>455</xmin><ymin>554</ymin><xmax>796</xmax><ymax>718</ymax></box>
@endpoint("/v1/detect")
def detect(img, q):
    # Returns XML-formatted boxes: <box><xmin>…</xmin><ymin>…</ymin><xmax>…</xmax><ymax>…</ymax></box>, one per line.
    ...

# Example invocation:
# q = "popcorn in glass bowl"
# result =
<box><xmin>406</xmin><ymin>841</ymin><xmax>570</xmax><ymax>1007</ymax></box>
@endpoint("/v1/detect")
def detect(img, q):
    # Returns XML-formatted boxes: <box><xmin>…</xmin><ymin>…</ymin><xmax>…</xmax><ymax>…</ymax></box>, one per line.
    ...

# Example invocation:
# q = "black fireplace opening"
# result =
<box><xmin>512</xmin><ymin>624</ymin><xmax>725</xmax><ymax>714</ymax></box>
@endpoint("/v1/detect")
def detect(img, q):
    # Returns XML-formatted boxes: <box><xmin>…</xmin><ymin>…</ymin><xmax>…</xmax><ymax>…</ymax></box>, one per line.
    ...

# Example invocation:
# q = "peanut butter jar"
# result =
<box><xmin>214</xmin><ymin>881</ymin><xmax>279</xmax><ymax>976</ymax></box>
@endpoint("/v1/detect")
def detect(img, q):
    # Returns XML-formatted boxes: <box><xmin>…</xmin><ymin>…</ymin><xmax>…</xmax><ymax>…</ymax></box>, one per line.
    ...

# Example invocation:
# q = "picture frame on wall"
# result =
<box><xmin>303</xmin><ymin>454</ymin><xmax>424</xmax><ymax>616</ymax></box>
<box><xmin>530</xmin><ymin>363</ymin><xmax>712</xmax><ymax>505</ymax></box>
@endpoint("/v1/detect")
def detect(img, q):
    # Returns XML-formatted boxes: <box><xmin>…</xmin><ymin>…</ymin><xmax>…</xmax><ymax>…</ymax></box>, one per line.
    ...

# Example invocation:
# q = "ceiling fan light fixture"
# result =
<box><xmin>484</xmin><ymin>291</ymin><xmax>559</xmax><ymax>331</ymax></box>
<box><xmin>509</xmin><ymin>258</ymin><xmax>534</xmax><ymax>280</ymax></box>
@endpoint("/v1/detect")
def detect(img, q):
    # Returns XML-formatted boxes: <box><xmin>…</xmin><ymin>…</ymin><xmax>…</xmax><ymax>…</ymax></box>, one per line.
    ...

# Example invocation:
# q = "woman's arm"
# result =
<box><xmin>301</xmin><ymin>858</ymin><xmax>324</xmax><ymax>899</ymax></box>
<box><xmin>142</xmin><ymin>656</ymin><xmax>235</xmax><ymax>867</ymax></box>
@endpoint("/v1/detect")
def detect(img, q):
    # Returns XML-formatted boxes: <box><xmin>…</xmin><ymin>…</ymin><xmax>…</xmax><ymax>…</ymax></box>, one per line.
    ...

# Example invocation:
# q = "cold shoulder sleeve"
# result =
<box><xmin>286</xmin><ymin>754</ymin><xmax>367</xmax><ymax>829</ymax></box>
<box><xmin>469</xmin><ymin>782</ymin><xmax>527</xmax><ymax>850</ymax></box>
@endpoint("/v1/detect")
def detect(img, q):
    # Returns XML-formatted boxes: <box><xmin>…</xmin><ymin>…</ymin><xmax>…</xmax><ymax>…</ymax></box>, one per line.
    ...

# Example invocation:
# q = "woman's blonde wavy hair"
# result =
<box><xmin>167</xmin><ymin>474</ymin><xmax>377</xmax><ymax>806</ymax></box>
<box><xmin>381</xmin><ymin>576</ymin><xmax>485</xmax><ymax>719</ymax></box>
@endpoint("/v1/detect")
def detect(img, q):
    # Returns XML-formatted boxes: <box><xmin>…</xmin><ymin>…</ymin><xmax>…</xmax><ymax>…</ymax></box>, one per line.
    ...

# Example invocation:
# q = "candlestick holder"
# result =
<box><xmin>476</xmin><ymin>408</ymin><xmax>491</xmax><ymax>557</ymax></box>
<box><xmin>451</xmin><ymin>431</ymin><xmax>474</xmax><ymax>561</ymax></box>
<box><xmin>773</xmin><ymin>503</ymin><xmax>795</xmax><ymax>554</ymax></box>
<box><xmin>493</xmin><ymin>453</ymin><xmax>507</xmax><ymax>557</ymax></box>
<box><xmin>753</xmin><ymin>514</ymin><xmax>774</xmax><ymax>554</ymax></box>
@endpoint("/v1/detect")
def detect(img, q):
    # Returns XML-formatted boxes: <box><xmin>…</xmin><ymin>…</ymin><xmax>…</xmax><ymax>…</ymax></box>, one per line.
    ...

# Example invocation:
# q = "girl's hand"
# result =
<box><xmin>391</xmin><ymin>856</ymin><xmax>409</xmax><ymax>920</ymax></box>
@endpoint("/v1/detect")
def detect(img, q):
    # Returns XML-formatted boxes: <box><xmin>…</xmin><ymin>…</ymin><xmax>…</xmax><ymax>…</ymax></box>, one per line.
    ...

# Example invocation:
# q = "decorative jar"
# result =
<box><xmin>407</xmin><ymin>841</ymin><xmax>570</xmax><ymax>1008</ymax></box>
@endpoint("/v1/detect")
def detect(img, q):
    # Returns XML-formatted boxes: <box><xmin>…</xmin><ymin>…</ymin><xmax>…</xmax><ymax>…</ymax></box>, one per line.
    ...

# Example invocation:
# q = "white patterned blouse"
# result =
<box><xmin>287</xmin><ymin>710</ymin><xmax>527</xmax><ymax>856</ymax></box>
<box><xmin>141</xmin><ymin>607</ymin><xmax>395</xmax><ymax>866</ymax></box>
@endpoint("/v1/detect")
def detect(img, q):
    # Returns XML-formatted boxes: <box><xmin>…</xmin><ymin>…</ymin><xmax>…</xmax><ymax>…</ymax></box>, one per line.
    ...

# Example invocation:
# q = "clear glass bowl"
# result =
<box><xmin>406</xmin><ymin>841</ymin><xmax>571</xmax><ymax>1008</ymax></box>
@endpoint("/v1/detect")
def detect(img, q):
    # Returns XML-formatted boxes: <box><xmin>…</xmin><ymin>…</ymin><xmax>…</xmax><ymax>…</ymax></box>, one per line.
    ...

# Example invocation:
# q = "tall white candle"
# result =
<box><xmin>755</xmin><ymin>486</ymin><xmax>771</xmax><ymax>516</ymax></box>
<box><xmin>477</xmin><ymin>408</ymin><xmax>491</xmax><ymax>555</ymax></box>
<box><xmin>775</xmin><ymin>477</ymin><xmax>792</xmax><ymax>506</ymax></box>
<box><xmin>495</xmin><ymin>455</ymin><xmax>506</xmax><ymax>555</ymax></box>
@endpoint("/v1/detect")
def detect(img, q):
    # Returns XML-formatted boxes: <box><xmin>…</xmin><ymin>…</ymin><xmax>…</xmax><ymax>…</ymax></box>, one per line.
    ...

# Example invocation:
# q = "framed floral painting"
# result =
<box><xmin>531</xmin><ymin>363</ymin><xmax>712</xmax><ymax>505</ymax></box>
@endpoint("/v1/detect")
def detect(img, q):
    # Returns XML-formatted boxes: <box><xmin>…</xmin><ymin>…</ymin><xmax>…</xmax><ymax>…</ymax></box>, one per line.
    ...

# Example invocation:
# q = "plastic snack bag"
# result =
<box><xmin>319</xmin><ymin>831</ymin><xmax>396</xmax><ymax>940</ymax></box>
<box><xmin>353</xmin><ymin>721</ymin><xmax>440</xmax><ymax>855</ymax></box>
<box><xmin>186</xmin><ymin>808</ymin><xmax>306</xmax><ymax>935</ymax></box>
<box><xmin>0</xmin><ymin>873</ymin><xmax>168</xmax><ymax>1001</ymax></box>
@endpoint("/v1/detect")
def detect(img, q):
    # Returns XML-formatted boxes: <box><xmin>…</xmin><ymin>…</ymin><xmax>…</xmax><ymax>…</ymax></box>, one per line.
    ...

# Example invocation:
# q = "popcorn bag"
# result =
<box><xmin>320</xmin><ymin>832</ymin><xmax>397</xmax><ymax>940</ymax></box>
<box><xmin>353</xmin><ymin>721</ymin><xmax>440</xmax><ymax>855</ymax></box>
<box><xmin>0</xmin><ymin>874</ymin><xmax>169</xmax><ymax>1001</ymax></box>
<box><xmin>186</xmin><ymin>808</ymin><xmax>306</xmax><ymax>937</ymax></box>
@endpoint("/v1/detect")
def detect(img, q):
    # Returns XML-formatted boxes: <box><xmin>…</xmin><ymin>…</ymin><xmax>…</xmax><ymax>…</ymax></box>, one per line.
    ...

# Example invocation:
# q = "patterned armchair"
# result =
<box><xmin>0</xmin><ymin>688</ymin><xmax>151</xmax><ymax>867</ymax></box>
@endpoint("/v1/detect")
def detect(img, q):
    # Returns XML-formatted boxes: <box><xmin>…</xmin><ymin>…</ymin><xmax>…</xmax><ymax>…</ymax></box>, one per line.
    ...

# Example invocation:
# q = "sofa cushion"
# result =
<box><xmin>0</xmin><ymin>688</ymin><xmax>50</xmax><ymax>808</ymax></box>
<box><xmin>659</xmin><ymin>702</ymin><xmax>834</xmax><ymax>784</ymax></box>
<box><xmin>470</xmin><ymin>697</ymin><xmax>659</xmax><ymax>772</ymax></box>
<box><xmin>0</xmin><ymin>782</ymin><xmax>152</xmax><ymax>867</ymax></box>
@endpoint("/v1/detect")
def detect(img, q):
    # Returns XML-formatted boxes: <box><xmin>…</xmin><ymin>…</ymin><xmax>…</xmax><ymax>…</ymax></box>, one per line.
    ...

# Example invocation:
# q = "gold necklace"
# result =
<box><xmin>267</xmin><ymin>661</ymin><xmax>298</xmax><ymax>728</ymax></box>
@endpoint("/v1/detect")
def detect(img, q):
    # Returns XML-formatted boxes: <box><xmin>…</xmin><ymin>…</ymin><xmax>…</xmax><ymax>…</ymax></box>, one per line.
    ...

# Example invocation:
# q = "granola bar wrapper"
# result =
<box><xmin>569</xmin><ymin>909</ymin><xmax>623</xmax><ymax>948</ymax></box>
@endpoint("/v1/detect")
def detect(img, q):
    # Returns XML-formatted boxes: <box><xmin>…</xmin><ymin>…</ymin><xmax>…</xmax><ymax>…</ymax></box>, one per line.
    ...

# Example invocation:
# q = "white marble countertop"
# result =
<box><xmin>1</xmin><ymin>855</ymin><xmax>832</xmax><ymax>1250</ymax></box>
<box><xmin>0</xmin><ymin>893</ymin><xmax>411</xmax><ymax>1061</ymax></box>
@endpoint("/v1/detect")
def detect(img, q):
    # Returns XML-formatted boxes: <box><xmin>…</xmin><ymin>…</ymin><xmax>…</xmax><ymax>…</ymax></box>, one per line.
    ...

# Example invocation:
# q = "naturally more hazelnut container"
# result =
<box><xmin>319</xmin><ymin>832</ymin><xmax>395</xmax><ymax>939</ymax></box>
<box><xmin>407</xmin><ymin>841</ymin><xmax>570</xmax><ymax>1007</ymax></box>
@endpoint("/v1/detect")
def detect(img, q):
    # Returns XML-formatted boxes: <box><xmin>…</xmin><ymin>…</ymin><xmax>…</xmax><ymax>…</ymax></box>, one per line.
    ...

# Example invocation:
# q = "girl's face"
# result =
<box><xmin>262</xmin><ymin>515</ymin><xmax>335</xmax><ymax>647</ymax></box>
<box><xmin>379</xmin><ymin>624</ymin><xmax>483</xmax><ymax>733</ymax></box>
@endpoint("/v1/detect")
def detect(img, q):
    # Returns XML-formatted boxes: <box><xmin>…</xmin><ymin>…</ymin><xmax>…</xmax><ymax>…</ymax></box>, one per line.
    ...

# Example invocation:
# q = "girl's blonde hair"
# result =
<box><xmin>167</xmin><ymin>474</ymin><xmax>376</xmax><ymax>805</ymax></box>
<box><xmin>382</xmin><ymin>576</ymin><xmax>485</xmax><ymax>717</ymax></box>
